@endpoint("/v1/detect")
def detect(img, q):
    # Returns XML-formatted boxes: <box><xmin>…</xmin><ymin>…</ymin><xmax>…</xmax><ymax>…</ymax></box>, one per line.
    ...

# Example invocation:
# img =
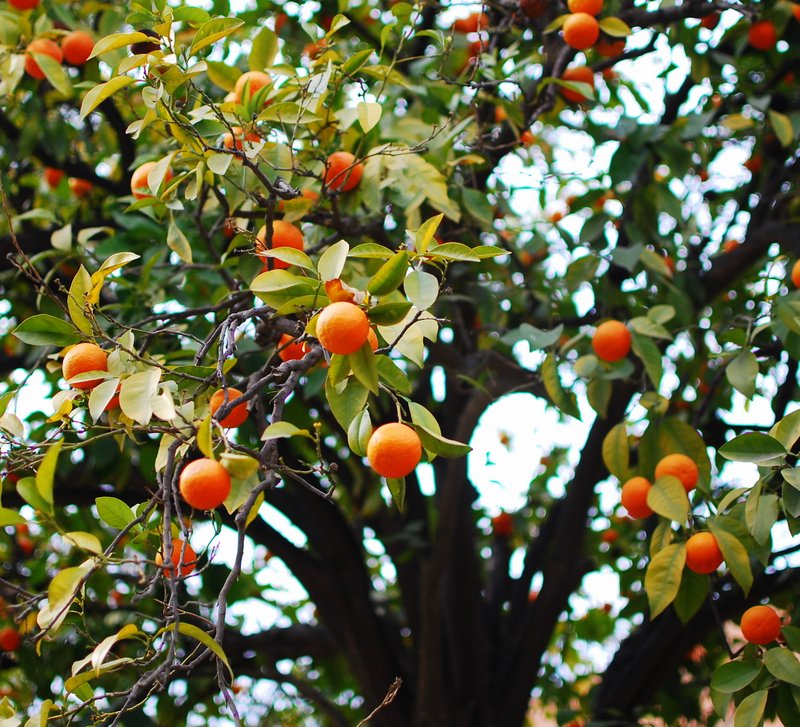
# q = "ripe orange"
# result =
<box><xmin>740</xmin><ymin>604</ymin><xmax>782</xmax><ymax>645</ymax></box>
<box><xmin>277</xmin><ymin>333</ymin><xmax>306</xmax><ymax>362</ymax></box>
<box><xmin>130</xmin><ymin>161</ymin><xmax>173</xmax><ymax>199</ymax></box>
<box><xmin>367</xmin><ymin>327</ymin><xmax>379</xmax><ymax>351</ymax></box>
<box><xmin>366</xmin><ymin>422</ymin><xmax>423</xmax><ymax>478</ymax></box>
<box><xmin>563</xmin><ymin>13</ymin><xmax>600</xmax><ymax>50</ymax></box>
<box><xmin>62</xmin><ymin>342</ymin><xmax>108</xmax><ymax>390</ymax></box>
<box><xmin>156</xmin><ymin>537</ymin><xmax>197</xmax><ymax>578</ymax></box>
<box><xmin>315</xmin><ymin>301</ymin><xmax>370</xmax><ymax>355</ymax></box>
<box><xmin>324</xmin><ymin>151</ymin><xmax>364</xmax><ymax>193</ymax></box>
<box><xmin>722</xmin><ymin>239</ymin><xmax>740</xmax><ymax>253</ymax></box>
<box><xmin>791</xmin><ymin>260</ymin><xmax>800</xmax><ymax>287</ymax></box>
<box><xmin>654</xmin><ymin>453</ymin><xmax>699</xmax><ymax>493</ymax></box>
<box><xmin>209</xmin><ymin>387</ymin><xmax>248</xmax><ymax>428</ymax></box>
<box><xmin>748</xmin><ymin>20</ymin><xmax>777</xmax><ymax>50</ymax></box>
<box><xmin>61</xmin><ymin>30</ymin><xmax>94</xmax><ymax>66</ymax></box>
<box><xmin>592</xmin><ymin>320</ymin><xmax>631</xmax><ymax>362</ymax></box>
<box><xmin>793</xmin><ymin>3</ymin><xmax>800</xmax><ymax>21</ymax></box>
<box><xmin>453</xmin><ymin>12</ymin><xmax>489</xmax><ymax>33</ymax></box>
<box><xmin>233</xmin><ymin>70</ymin><xmax>272</xmax><ymax>104</ymax></box>
<box><xmin>700</xmin><ymin>12</ymin><xmax>720</xmax><ymax>30</ymax></box>
<box><xmin>520</xmin><ymin>0</ymin><xmax>546</xmax><ymax>19</ymax></box>
<box><xmin>68</xmin><ymin>178</ymin><xmax>93</xmax><ymax>198</ymax></box>
<box><xmin>568</xmin><ymin>0</ymin><xmax>603</xmax><ymax>16</ymax></box>
<box><xmin>492</xmin><ymin>511</ymin><xmax>514</xmax><ymax>537</ymax></box>
<box><xmin>744</xmin><ymin>155</ymin><xmax>762</xmax><ymax>174</ymax></box>
<box><xmin>179</xmin><ymin>458</ymin><xmax>231</xmax><ymax>510</ymax></box>
<box><xmin>0</xmin><ymin>626</ymin><xmax>21</xmax><ymax>652</ymax></box>
<box><xmin>44</xmin><ymin>167</ymin><xmax>63</xmax><ymax>187</ymax></box>
<box><xmin>595</xmin><ymin>37</ymin><xmax>625</xmax><ymax>56</ymax></box>
<box><xmin>9</xmin><ymin>0</ymin><xmax>40</xmax><ymax>9</ymax></box>
<box><xmin>520</xmin><ymin>129</ymin><xmax>536</xmax><ymax>146</ymax></box>
<box><xmin>222</xmin><ymin>126</ymin><xmax>260</xmax><ymax>151</ymax></box>
<box><xmin>25</xmin><ymin>38</ymin><xmax>63</xmax><ymax>79</ymax></box>
<box><xmin>256</xmin><ymin>220</ymin><xmax>305</xmax><ymax>270</ymax></box>
<box><xmin>620</xmin><ymin>476</ymin><xmax>653</xmax><ymax>519</ymax></box>
<box><xmin>600</xmin><ymin>528</ymin><xmax>619</xmax><ymax>544</ymax></box>
<box><xmin>685</xmin><ymin>531</ymin><xmax>723</xmax><ymax>574</ymax></box>
<box><xmin>560</xmin><ymin>66</ymin><xmax>595</xmax><ymax>103</ymax></box>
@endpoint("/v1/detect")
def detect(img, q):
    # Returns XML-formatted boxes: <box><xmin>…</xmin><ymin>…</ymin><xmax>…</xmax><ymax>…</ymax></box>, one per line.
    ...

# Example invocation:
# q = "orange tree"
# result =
<box><xmin>1</xmin><ymin>0</ymin><xmax>800</xmax><ymax>724</ymax></box>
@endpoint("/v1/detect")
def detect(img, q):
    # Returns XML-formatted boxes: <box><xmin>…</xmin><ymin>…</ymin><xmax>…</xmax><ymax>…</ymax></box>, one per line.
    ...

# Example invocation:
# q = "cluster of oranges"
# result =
<box><xmin>24</xmin><ymin>29</ymin><xmax>94</xmax><ymax>79</ymax></box>
<box><xmin>562</xmin><ymin>0</ymin><xmax>603</xmax><ymax>51</ymax></box>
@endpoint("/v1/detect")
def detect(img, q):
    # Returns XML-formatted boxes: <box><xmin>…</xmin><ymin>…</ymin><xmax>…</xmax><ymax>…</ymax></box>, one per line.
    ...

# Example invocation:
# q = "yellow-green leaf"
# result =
<box><xmin>36</xmin><ymin>438</ymin><xmax>62</xmax><ymax>508</ymax></box>
<box><xmin>189</xmin><ymin>18</ymin><xmax>245</xmax><ymax>55</ymax></box>
<box><xmin>79</xmin><ymin>76</ymin><xmax>135</xmax><ymax>120</ymax></box>
<box><xmin>648</xmin><ymin>475</ymin><xmax>690</xmax><ymax>523</ymax></box>
<box><xmin>645</xmin><ymin>543</ymin><xmax>686</xmax><ymax>618</ymax></box>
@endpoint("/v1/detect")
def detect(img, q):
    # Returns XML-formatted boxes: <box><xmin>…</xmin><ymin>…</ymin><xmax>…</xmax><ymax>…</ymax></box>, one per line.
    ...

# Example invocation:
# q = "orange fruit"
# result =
<box><xmin>233</xmin><ymin>70</ymin><xmax>272</xmax><ymax>104</ymax></box>
<box><xmin>156</xmin><ymin>538</ymin><xmax>197</xmax><ymax>578</ymax></box>
<box><xmin>744</xmin><ymin>155</ymin><xmax>762</xmax><ymax>174</ymax></box>
<box><xmin>25</xmin><ymin>38</ymin><xmax>63</xmax><ymax>79</ymax></box>
<box><xmin>595</xmin><ymin>37</ymin><xmax>625</xmax><ymax>56</ymax></box>
<box><xmin>791</xmin><ymin>260</ymin><xmax>800</xmax><ymax>287</ymax></box>
<box><xmin>740</xmin><ymin>605</ymin><xmax>782</xmax><ymax>645</ymax></box>
<box><xmin>315</xmin><ymin>301</ymin><xmax>370</xmax><ymax>355</ymax></box>
<box><xmin>748</xmin><ymin>20</ymin><xmax>777</xmax><ymax>50</ymax></box>
<box><xmin>793</xmin><ymin>3</ymin><xmax>800</xmax><ymax>21</ymax></box>
<box><xmin>9</xmin><ymin>0</ymin><xmax>39</xmax><ymax>10</ymax></box>
<box><xmin>685</xmin><ymin>531</ymin><xmax>723</xmax><ymax>574</ymax></box>
<box><xmin>324</xmin><ymin>151</ymin><xmax>364</xmax><ymax>193</ymax></box>
<box><xmin>44</xmin><ymin>167</ymin><xmax>63</xmax><ymax>187</ymax></box>
<box><xmin>592</xmin><ymin>320</ymin><xmax>631</xmax><ymax>362</ymax></box>
<box><xmin>563</xmin><ymin>13</ymin><xmax>600</xmax><ymax>50</ymax></box>
<box><xmin>324</xmin><ymin>278</ymin><xmax>356</xmax><ymax>303</ymax></box>
<box><xmin>68</xmin><ymin>178</ymin><xmax>93</xmax><ymax>198</ymax></box>
<box><xmin>492</xmin><ymin>512</ymin><xmax>514</xmax><ymax>537</ymax></box>
<box><xmin>61</xmin><ymin>30</ymin><xmax>94</xmax><ymax>66</ymax></box>
<box><xmin>453</xmin><ymin>12</ymin><xmax>489</xmax><ymax>33</ymax></box>
<box><xmin>620</xmin><ymin>476</ymin><xmax>653</xmax><ymax>519</ymax></box>
<box><xmin>277</xmin><ymin>333</ymin><xmax>306</xmax><ymax>362</ymax></box>
<box><xmin>222</xmin><ymin>126</ymin><xmax>260</xmax><ymax>151</ymax></box>
<box><xmin>104</xmin><ymin>393</ymin><xmax>120</xmax><ymax>412</ymax></box>
<box><xmin>494</xmin><ymin>106</ymin><xmax>508</xmax><ymax>123</ymax></box>
<box><xmin>179</xmin><ymin>458</ymin><xmax>231</xmax><ymax>510</ymax></box>
<box><xmin>366</xmin><ymin>422</ymin><xmax>423</xmax><ymax>478</ymax></box>
<box><xmin>520</xmin><ymin>0</ymin><xmax>546</xmax><ymax>19</ymax></box>
<box><xmin>367</xmin><ymin>327</ymin><xmax>379</xmax><ymax>351</ymax></box>
<box><xmin>600</xmin><ymin>528</ymin><xmax>619</xmax><ymax>544</ymax></box>
<box><xmin>655</xmin><ymin>453</ymin><xmax>699</xmax><ymax>493</ymax></box>
<box><xmin>209</xmin><ymin>387</ymin><xmax>248</xmax><ymax>428</ymax></box>
<box><xmin>700</xmin><ymin>12</ymin><xmax>720</xmax><ymax>30</ymax></box>
<box><xmin>568</xmin><ymin>0</ymin><xmax>603</xmax><ymax>16</ymax></box>
<box><xmin>303</xmin><ymin>40</ymin><xmax>329</xmax><ymax>59</ymax></box>
<box><xmin>722</xmin><ymin>239</ymin><xmax>740</xmax><ymax>253</ymax></box>
<box><xmin>560</xmin><ymin>66</ymin><xmax>595</xmax><ymax>103</ymax></box>
<box><xmin>520</xmin><ymin>129</ymin><xmax>535</xmax><ymax>146</ymax></box>
<box><xmin>0</xmin><ymin>626</ymin><xmax>21</xmax><ymax>652</ymax></box>
<box><xmin>256</xmin><ymin>220</ymin><xmax>305</xmax><ymax>270</ymax></box>
<box><xmin>62</xmin><ymin>342</ymin><xmax>108</xmax><ymax>390</ymax></box>
<box><xmin>130</xmin><ymin>161</ymin><xmax>173</xmax><ymax>199</ymax></box>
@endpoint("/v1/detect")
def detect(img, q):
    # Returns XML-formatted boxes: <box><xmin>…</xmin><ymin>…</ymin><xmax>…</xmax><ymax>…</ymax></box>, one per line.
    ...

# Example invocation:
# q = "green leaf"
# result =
<box><xmin>647</xmin><ymin>305</ymin><xmax>675</xmax><ymax>325</ymax></box>
<box><xmin>768</xmin><ymin>110</ymin><xmax>794</xmax><ymax>148</ymax></box>
<box><xmin>250</xmin><ymin>26</ymin><xmax>278</xmax><ymax>71</ymax></box>
<box><xmin>367</xmin><ymin>251</ymin><xmax>409</xmax><ymax>296</ymax></box>
<box><xmin>673</xmin><ymin>568</ymin><xmax>708</xmax><ymax>623</ymax></box>
<box><xmin>0</xmin><ymin>508</ymin><xmax>26</xmax><ymax>527</ymax></box>
<box><xmin>13</xmin><ymin>315</ymin><xmax>80</xmax><ymax>347</ymax></box>
<box><xmin>189</xmin><ymin>17</ymin><xmax>245</xmax><ymax>55</ymax></box>
<box><xmin>357</xmin><ymin>101</ymin><xmax>382</xmax><ymax>133</ymax></box>
<box><xmin>206</xmin><ymin>60</ymin><xmax>240</xmax><ymax>92</ymax></box>
<box><xmin>368</xmin><ymin>301</ymin><xmax>413</xmax><ymax>325</ymax></box>
<box><xmin>33</xmin><ymin>52</ymin><xmax>72</xmax><ymax>96</ymax></box>
<box><xmin>631</xmin><ymin>333</ymin><xmax>663</xmax><ymax>388</ymax></box>
<box><xmin>259</xmin><ymin>246</ymin><xmax>314</xmax><ymax>271</ymax></box>
<box><xmin>629</xmin><ymin>316</ymin><xmax>672</xmax><ymax>340</ymax></box>
<box><xmin>348</xmin><ymin>243</ymin><xmax>395</xmax><ymax>259</ymax></box>
<box><xmin>36</xmin><ymin>439</ymin><xmax>62</xmax><ymax>508</ymax></box>
<box><xmin>770</xmin><ymin>408</ymin><xmax>800</xmax><ymax>450</ymax></box>
<box><xmin>17</xmin><ymin>477</ymin><xmax>51</xmax><ymax>515</ymax></box>
<box><xmin>764</xmin><ymin>648</ymin><xmax>800</xmax><ymax>687</ymax></box>
<box><xmin>428</xmin><ymin>243</ymin><xmax>480</xmax><ymax>262</ymax></box>
<box><xmin>317</xmin><ymin>240</ymin><xmax>349</xmax><ymax>281</ymax></box>
<box><xmin>708</xmin><ymin>520</ymin><xmax>753</xmax><ymax>595</ymax></box>
<box><xmin>325</xmin><ymin>377</ymin><xmax>369</xmax><ymax>431</ymax></box>
<box><xmin>727</xmin><ymin>350</ymin><xmax>758</xmax><ymax>399</ymax></box>
<box><xmin>95</xmin><ymin>497</ymin><xmax>136</xmax><ymax>531</ymax></box>
<box><xmin>386</xmin><ymin>476</ymin><xmax>406</xmax><ymax>511</ymax></box>
<box><xmin>733</xmin><ymin>690</ymin><xmax>767</xmax><ymax>727</ymax></box>
<box><xmin>260</xmin><ymin>421</ymin><xmax>311</xmax><ymax>441</ymax></box>
<box><xmin>403</xmin><ymin>269</ymin><xmax>439</xmax><ymax>310</ymax></box>
<box><xmin>347</xmin><ymin>409</ymin><xmax>373</xmax><ymax>457</ymax></box>
<box><xmin>598</xmin><ymin>17</ymin><xmax>633</xmax><ymax>36</ymax></box>
<box><xmin>711</xmin><ymin>659</ymin><xmax>763</xmax><ymax>693</ymax></box>
<box><xmin>587</xmin><ymin>378</ymin><xmax>611</xmax><ymax>418</ymax></box>
<box><xmin>541</xmin><ymin>353</ymin><xmax>581</xmax><ymax>420</ymax></box>
<box><xmin>719</xmin><ymin>432</ymin><xmax>786</xmax><ymax>464</ymax></box>
<box><xmin>89</xmin><ymin>32</ymin><xmax>157</xmax><ymax>59</ymax></box>
<box><xmin>502</xmin><ymin>323</ymin><xmax>564</xmax><ymax>351</ymax></box>
<box><xmin>167</xmin><ymin>220</ymin><xmax>193</xmax><ymax>264</ymax></box>
<box><xmin>39</xmin><ymin>560</ymin><xmax>94</xmax><ymax>631</ymax></box>
<box><xmin>602</xmin><ymin>423</ymin><xmax>630</xmax><ymax>480</ymax></box>
<box><xmin>67</xmin><ymin>265</ymin><xmax>93</xmax><ymax>335</ymax></box>
<box><xmin>644</xmin><ymin>543</ymin><xmax>686</xmax><ymax>618</ymax></box>
<box><xmin>414</xmin><ymin>214</ymin><xmax>444</xmax><ymax>255</ymax></box>
<box><xmin>376</xmin><ymin>356</ymin><xmax>412</xmax><ymax>395</ymax></box>
<box><xmin>349</xmin><ymin>343</ymin><xmax>379</xmax><ymax>394</ymax></box>
<box><xmin>79</xmin><ymin>76</ymin><xmax>135</xmax><ymax>120</ymax></box>
<box><xmin>648</xmin><ymin>475</ymin><xmax>690</xmax><ymax>523</ymax></box>
<box><xmin>415</xmin><ymin>425</ymin><xmax>471</xmax><ymax>458</ymax></box>
<box><xmin>161</xmin><ymin>622</ymin><xmax>233</xmax><ymax>679</ymax></box>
